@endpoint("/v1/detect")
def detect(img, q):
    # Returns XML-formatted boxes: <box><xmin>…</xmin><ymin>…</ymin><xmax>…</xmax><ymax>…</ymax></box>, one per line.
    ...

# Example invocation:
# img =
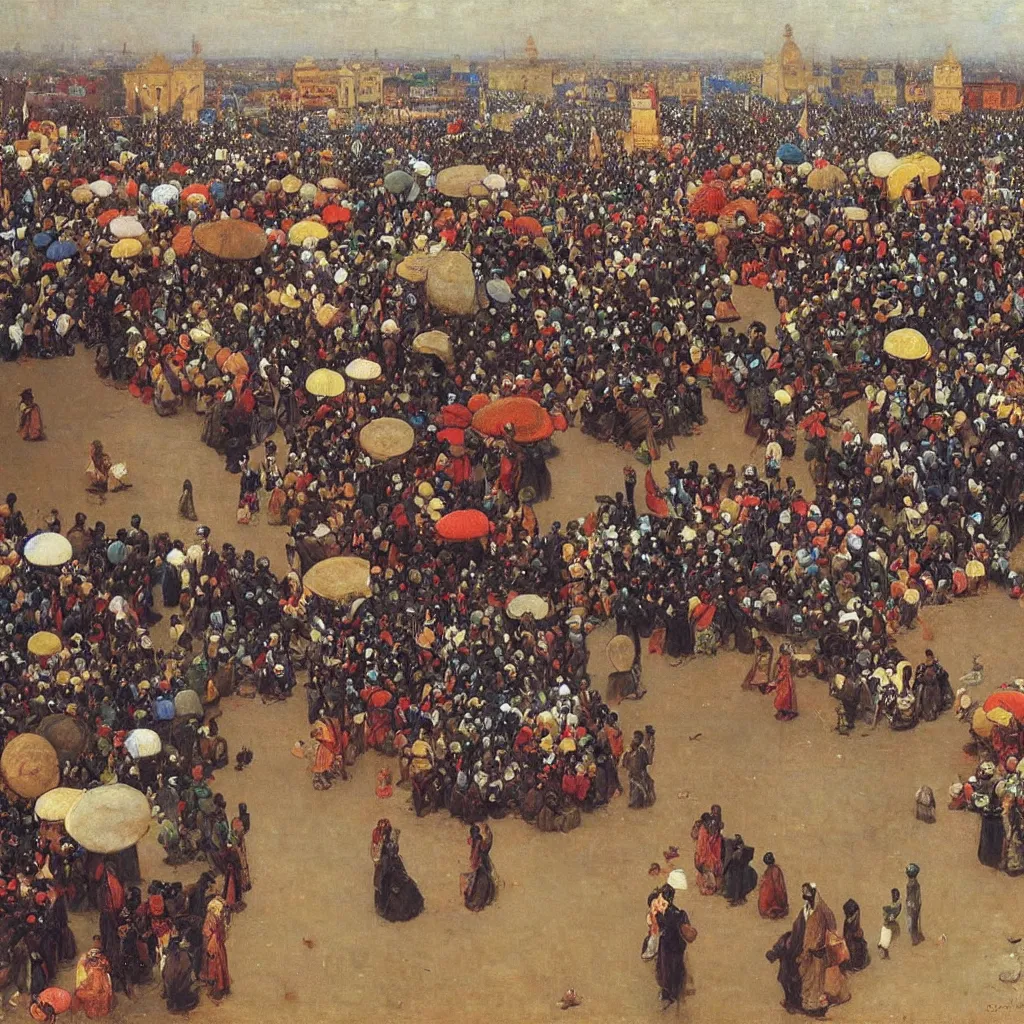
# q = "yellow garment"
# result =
<box><xmin>409</xmin><ymin>739</ymin><xmax>432</xmax><ymax>775</ymax></box>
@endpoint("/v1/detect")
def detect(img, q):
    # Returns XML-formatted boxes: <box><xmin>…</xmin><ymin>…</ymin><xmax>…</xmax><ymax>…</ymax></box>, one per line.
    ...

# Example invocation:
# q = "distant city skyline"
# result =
<box><xmin>6</xmin><ymin>0</ymin><xmax>1024</xmax><ymax>63</ymax></box>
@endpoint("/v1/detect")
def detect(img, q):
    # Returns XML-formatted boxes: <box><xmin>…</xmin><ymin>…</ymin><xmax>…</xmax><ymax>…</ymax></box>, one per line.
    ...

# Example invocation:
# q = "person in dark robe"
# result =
<box><xmin>665</xmin><ymin>598</ymin><xmax>694</xmax><ymax>660</ymax></box>
<box><xmin>654</xmin><ymin>883</ymin><xmax>693</xmax><ymax>1007</ymax></box>
<box><xmin>161</xmin><ymin>558</ymin><xmax>182</xmax><ymax>608</ymax></box>
<box><xmin>371</xmin><ymin>819</ymin><xmax>424</xmax><ymax>922</ymax></box>
<box><xmin>623</xmin><ymin>730</ymin><xmax>656</xmax><ymax>808</ymax></box>
<box><xmin>461</xmin><ymin>824</ymin><xmax>497</xmax><ymax>912</ymax></box>
<box><xmin>161</xmin><ymin>935</ymin><xmax>199</xmax><ymax>1012</ymax></box>
<box><xmin>766</xmin><ymin>929</ymin><xmax>803</xmax><ymax>1012</ymax></box>
<box><xmin>758</xmin><ymin>852</ymin><xmax>789</xmax><ymax>919</ymax></box>
<box><xmin>722</xmin><ymin>835</ymin><xmax>758</xmax><ymax>906</ymax></box>
<box><xmin>841</xmin><ymin>899</ymin><xmax>869</xmax><ymax>971</ymax></box>
<box><xmin>178</xmin><ymin>480</ymin><xmax>198</xmax><ymax>521</ymax></box>
<box><xmin>977</xmin><ymin>795</ymin><xmax>1006</xmax><ymax>868</ymax></box>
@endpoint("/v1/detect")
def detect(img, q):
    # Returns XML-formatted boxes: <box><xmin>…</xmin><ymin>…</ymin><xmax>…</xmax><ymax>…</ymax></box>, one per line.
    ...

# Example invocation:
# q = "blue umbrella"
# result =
<box><xmin>32</xmin><ymin>232</ymin><xmax>53</xmax><ymax>249</ymax></box>
<box><xmin>46</xmin><ymin>240</ymin><xmax>77</xmax><ymax>261</ymax></box>
<box><xmin>208</xmin><ymin>180</ymin><xmax>227</xmax><ymax>203</ymax></box>
<box><xmin>776</xmin><ymin>143</ymin><xmax>805</xmax><ymax>165</ymax></box>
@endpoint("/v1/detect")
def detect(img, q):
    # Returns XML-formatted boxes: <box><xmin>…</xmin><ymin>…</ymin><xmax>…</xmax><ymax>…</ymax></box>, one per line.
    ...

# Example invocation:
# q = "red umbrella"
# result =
<box><xmin>368</xmin><ymin>689</ymin><xmax>393</xmax><ymax>708</ymax></box>
<box><xmin>984</xmin><ymin>690</ymin><xmax>1024</xmax><ymax>721</ymax></box>
<box><xmin>472</xmin><ymin>396</ymin><xmax>553</xmax><ymax>443</ymax></box>
<box><xmin>688</xmin><ymin>183</ymin><xmax>727</xmax><ymax>219</ymax></box>
<box><xmin>766</xmin><ymin>187</ymin><xmax>786</xmax><ymax>200</ymax></box>
<box><xmin>702</xmin><ymin>169</ymin><xmax>718</xmax><ymax>184</ymax></box>
<box><xmin>962</xmin><ymin>188</ymin><xmax>983</xmax><ymax>204</ymax></box>
<box><xmin>322</xmin><ymin>204</ymin><xmax>351</xmax><ymax>226</ymax></box>
<box><xmin>440</xmin><ymin>404</ymin><xmax>472</xmax><ymax>428</ymax></box>
<box><xmin>813</xmin><ymin>158</ymin><xmax>829</xmax><ymax>169</ymax></box>
<box><xmin>436</xmin><ymin>509</ymin><xmax>490</xmax><ymax>541</ymax></box>
<box><xmin>437</xmin><ymin>427</ymin><xmax>465</xmax><ymax>446</ymax></box>
<box><xmin>583</xmin><ymin>222</ymin><xmax>603</xmax><ymax>239</ymax></box>
<box><xmin>181</xmin><ymin>183</ymin><xmax>211</xmax><ymax>203</ymax></box>
<box><xmin>718</xmin><ymin>163</ymin><xmax>734</xmax><ymax>180</ymax></box>
<box><xmin>511</xmin><ymin>215</ymin><xmax>543</xmax><ymax>238</ymax></box>
<box><xmin>168</xmin><ymin>161</ymin><xmax>189</xmax><ymax>176</ymax></box>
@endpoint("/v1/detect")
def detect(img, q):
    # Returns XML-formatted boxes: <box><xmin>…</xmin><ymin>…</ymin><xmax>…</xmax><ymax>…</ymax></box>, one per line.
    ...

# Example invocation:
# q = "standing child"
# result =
<box><xmin>878</xmin><ymin>887</ymin><xmax>902</xmax><ymax>959</ymax></box>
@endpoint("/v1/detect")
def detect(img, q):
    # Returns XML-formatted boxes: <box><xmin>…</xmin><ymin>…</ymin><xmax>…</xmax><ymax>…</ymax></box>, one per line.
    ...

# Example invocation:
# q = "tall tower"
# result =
<box><xmin>931</xmin><ymin>45</ymin><xmax>962</xmax><ymax>120</ymax></box>
<box><xmin>525</xmin><ymin>35</ymin><xmax>538</xmax><ymax>65</ymax></box>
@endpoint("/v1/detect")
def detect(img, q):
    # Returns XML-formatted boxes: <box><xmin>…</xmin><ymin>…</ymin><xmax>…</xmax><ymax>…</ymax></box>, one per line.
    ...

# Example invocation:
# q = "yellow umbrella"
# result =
<box><xmin>281</xmin><ymin>173</ymin><xmax>302</xmax><ymax>194</ymax></box>
<box><xmin>412</xmin><ymin>330</ymin><xmax>454</xmax><ymax>365</ymax></box>
<box><xmin>883</xmin><ymin>328</ymin><xmax>930</xmax><ymax>360</ymax></box>
<box><xmin>843</xmin><ymin>206</ymin><xmax>868</xmax><ymax>222</ymax></box>
<box><xmin>111</xmin><ymin>237</ymin><xmax>143</xmax><ymax>259</ymax></box>
<box><xmin>35</xmin><ymin>787</ymin><xmax>85</xmax><ymax>822</ymax></box>
<box><xmin>27</xmin><ymin>631</ymin><xmax>62</xmax><ymax>658</ymax></box>
<box><xmin>807</xmin><ymin>165</ymin><xmax>848</xmax><ymax>191</ymax></box>
<box><xmin>397</xmin><ymin>254</ymin><xmax>432</xmax><ymax>283</ymax></box>
<box><xmin>887</xmin><ymin>161</ymin><xmax>926</xmax><ymax>200</ymax></box>
<box><xmin>774</xmin><ymin>388</ymin><xmax>792</xmax><ymax>405</ymax></box>
<box><xmin>302</xmin><ymin>556</ymin><xmax>372</xmax><ymax>602</ymax></box>
<box><xmin>1</xmin><ymin>734</ymin><xmax>60</xmax><ymax>799</ymax></box>
<box><xmin>288</xmin><ymin>220</ymin><xmax>329</xmax><ymax>245</ymax></box>
<box><xmin>905</xmin><ymin>152</ymin><xmax>941</xmax><ymax>179</ymax></box>
<box><xmin>720</xmin><ymin>497</ymin><xmax>739</xmax><ymax>521</ymax></box>
<box><xmin>972</xmin><ymin>707</ymin><xmax>994</xmax><ymax>738</ymax></box>
<box><xmin>965</xmin><ymin>559</ymin><xmax>986</xmax><ymax>579</ymax></box>
<box><xmin>304</xmin><ymin>368</ymin><xmax>346</xmax><ymax>398</ymax></box>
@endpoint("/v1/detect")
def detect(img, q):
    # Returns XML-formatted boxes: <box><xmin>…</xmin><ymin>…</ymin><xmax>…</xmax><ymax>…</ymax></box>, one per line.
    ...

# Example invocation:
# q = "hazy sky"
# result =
<box><xmin>7</xmin><ymin>0</ymin><xmax>1024</xmax><ymax>61</ymax></box>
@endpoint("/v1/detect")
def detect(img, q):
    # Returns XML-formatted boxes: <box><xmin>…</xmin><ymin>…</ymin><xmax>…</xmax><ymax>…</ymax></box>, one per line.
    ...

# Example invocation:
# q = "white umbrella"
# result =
<box><xmin>109</xmin><ymin>216</ymin><xmax>145</xmax><ymax>239</ymax></box>
<box><xmin>24</xmin><ymin>532</ymin><xmax>73</xmax><ymax>567</ymax></box>
<box><xmin>89</xmin><ymin>179</ymin><xmax>113</xmax><ymax>198</ymax></box>
<box><xmin>345</xmin><ymin>357</ymin><xmax>382</xmax><ymax>381</ymax></box>
<box><xmin>150</xmin><ymin>183</ymin><xmax>180</xmax><ymax>206</ymax></box>
<box><xmin>165</xmin><ymin>548</ymin><xmax>186</xmax><ymax>566</ymax></box>
<box><xmin>65</xmin><ymin>784</ymin><xmax>151</xmax><ymax>854</ymax></box>
<box><xmin>124</xmin><ymin>728</ymin><xmax>162</xmax><ymax>759</ymax></box>
<box><xmin>506</xmin><ymin>593</ymin><xmax>550</xmax><ymax>620</ymax></box>
<box><xmin>483</xmin><ymin>172</ymin><xmax>507</xmax><ymax>191</ymax></box>
<box><xmin>173</xmin><ymin>689</ymin><xmax>204</xmax><ymax>718</ymax></box>
<box><xmin>413</xmin><ymin>160</ymin><xmax>432</xmax><ymax>176</ymax></box>
<box><xmin>869</xmin><ymin>432</ymin><xmax>886</xmax><ymax>446</ymax></box>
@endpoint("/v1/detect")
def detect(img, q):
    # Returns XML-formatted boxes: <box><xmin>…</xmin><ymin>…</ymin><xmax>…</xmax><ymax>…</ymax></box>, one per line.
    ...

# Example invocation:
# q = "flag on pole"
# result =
<box><xmin>796</xmin><ymin>97</ymin><xmax>809</xmax><ymax>139</ymax></box>
<box><xmin>692</xmin><ymin>104</ymin><xmax>698</xmax><ymax>127</ymax></box>
<box><xmin>744</xmin><ymin>93</ymin><xmax>750</xmax><ymax>113</ymax></box>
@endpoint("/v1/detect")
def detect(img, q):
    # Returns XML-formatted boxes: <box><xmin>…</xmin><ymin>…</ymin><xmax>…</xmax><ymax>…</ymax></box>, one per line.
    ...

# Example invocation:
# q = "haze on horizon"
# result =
<box><xmin>5</xmin><ymin>0</ymin><xmax>1024</xmax><ymax>63</ymax></box>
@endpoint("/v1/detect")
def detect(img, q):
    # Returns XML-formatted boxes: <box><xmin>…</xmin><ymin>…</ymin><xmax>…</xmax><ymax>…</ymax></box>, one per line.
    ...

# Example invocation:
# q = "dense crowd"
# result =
<box><xmin>4</xmin><ymin>84</ymin><xmax>1024</xmax><ymax>1012</ymax></box>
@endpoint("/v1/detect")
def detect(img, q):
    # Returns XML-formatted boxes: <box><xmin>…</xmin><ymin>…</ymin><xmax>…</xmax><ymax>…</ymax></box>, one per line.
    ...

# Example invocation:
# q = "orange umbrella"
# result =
<box><xmin>193</xmin><ymin>219</ymin><xmax>267</xmax><ymax>260</ymax></box>
<box><xmin>471</xmin><ymin>396</ymin><xmax>554</xmax><ymax>443</ymax></box>
<box><xmin>962</xmin><ymin>188</ymin><xmax>983</xmax><ymax>204</ymax></box>
<box><xmin>171</xmin><ymin>226</ymin><xmax>193</xmax><ymax>257</ymax></box>
<box><xmin>97</xmin><ymin>208</ymin><xmax>122</xmax><ymax>228</ymax></box>
<box><xmin>760</xmin><ymin>212</ymin><xmax>784</xmax><ymax>238</ymax></box>
<box><xmin>721</xmin><ymin>198</ymin><xmax>758</xmax><ymax>223</ymax></box>
<box><xmin>436</xmin><ymin>509</ymin><xmax>491</xmax><ymax>541</ymax></box>
<box><xmin>467</xmin><ymin>393</ymin><xmax>491</xmax><ymax>413</ymax></box>
<box><xmin>511</xmin><ymin>215</ymin><xmax>543</xmax><ymax>238</ymax></box>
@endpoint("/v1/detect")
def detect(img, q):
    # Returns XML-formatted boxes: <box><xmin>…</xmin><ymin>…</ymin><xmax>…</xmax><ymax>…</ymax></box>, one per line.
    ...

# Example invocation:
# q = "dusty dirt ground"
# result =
<box><xmin>1</xmin><ymin>286</ymin><xmax>1022</xmax><ymax>1024</ymax></box>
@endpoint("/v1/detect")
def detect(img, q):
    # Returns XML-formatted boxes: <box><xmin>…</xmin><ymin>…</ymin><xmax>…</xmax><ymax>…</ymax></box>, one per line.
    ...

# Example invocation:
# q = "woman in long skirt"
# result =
<box><xmin>371</xmin><ymin>819</ymin><xmax>424</xmax><ymax>922</ymax></box>
<box><xmin>461</xmin><ymin>824</ymin><xmax>497</xmax><ymax>911</ymax></box>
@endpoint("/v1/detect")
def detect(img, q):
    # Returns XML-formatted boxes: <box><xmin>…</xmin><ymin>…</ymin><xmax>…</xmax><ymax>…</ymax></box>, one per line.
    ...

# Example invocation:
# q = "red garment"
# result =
<box><xmin>758</xmin><ymin>863</ymin><xmax>789</xmax><ymax>919</ymax></box>
<box><xmin>771</xmin><ymin>655</ymin><xmax>797</xmax><ymax>716</ymax></box>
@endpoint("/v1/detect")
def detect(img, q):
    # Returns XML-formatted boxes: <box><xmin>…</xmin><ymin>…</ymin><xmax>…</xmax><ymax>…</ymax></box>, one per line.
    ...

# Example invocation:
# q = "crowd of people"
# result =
<box><xmin>3</xmin><ymin>75</ymin><xmax>1024</xmax><ymax>1015</ymax></box>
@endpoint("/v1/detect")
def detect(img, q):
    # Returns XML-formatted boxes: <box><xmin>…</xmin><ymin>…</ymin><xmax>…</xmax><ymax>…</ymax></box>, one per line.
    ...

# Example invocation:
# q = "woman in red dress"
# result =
<box><xmin>764</xmin><ymin>644</ymin><xmax>798</xmax><ymax>720</ymax></box>
<box><xmin>200</xmin><ymin>897</ymin><xmax>230</xmax><ymax>999</ymax></box>
<box><xmin>757</xmin><ymin>851</ymin><xmax>789</xmax><ymax>919</ymax></box>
